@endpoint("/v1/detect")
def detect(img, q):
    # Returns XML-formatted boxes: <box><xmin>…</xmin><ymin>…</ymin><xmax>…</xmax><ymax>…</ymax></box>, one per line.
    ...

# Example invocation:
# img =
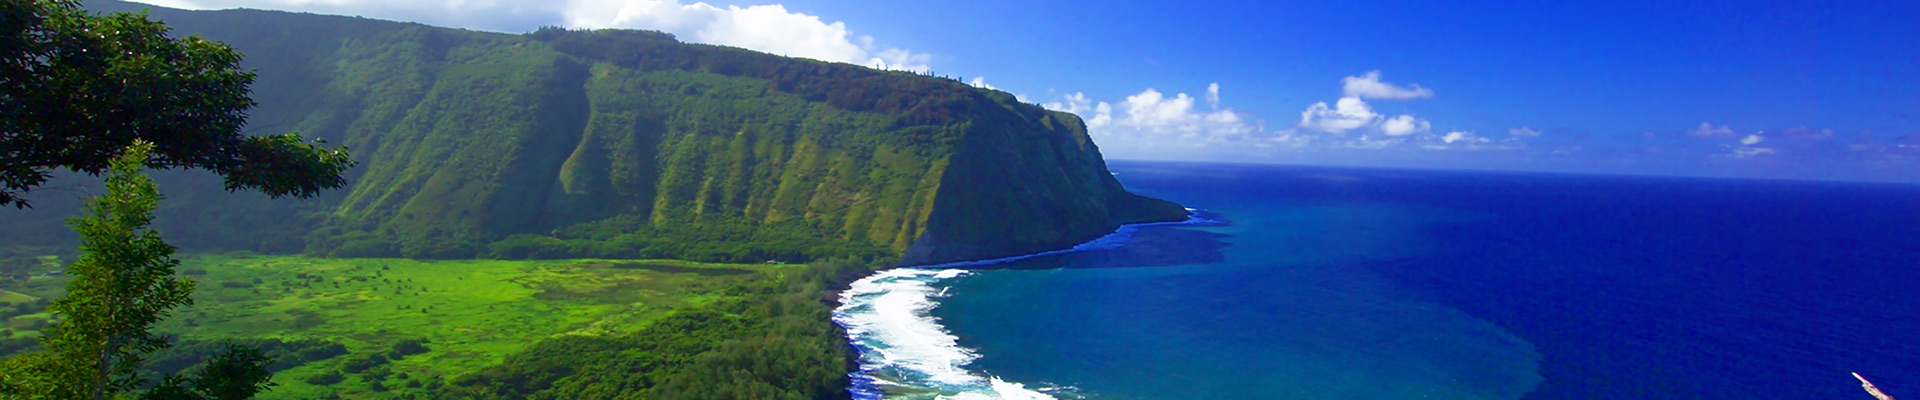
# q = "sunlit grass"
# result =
<box><xmin>4</xmin><ymin>253</ymin><xmax>792</xmax><ymax>399</ymax></box>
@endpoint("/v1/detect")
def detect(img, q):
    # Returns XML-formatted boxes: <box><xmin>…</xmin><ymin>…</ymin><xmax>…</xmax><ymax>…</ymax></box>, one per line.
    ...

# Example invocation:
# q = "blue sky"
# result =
<box><xmin>126</xmin><ymin>0</ymin><xmax>1920</xmax><ymax>182</ymax></box>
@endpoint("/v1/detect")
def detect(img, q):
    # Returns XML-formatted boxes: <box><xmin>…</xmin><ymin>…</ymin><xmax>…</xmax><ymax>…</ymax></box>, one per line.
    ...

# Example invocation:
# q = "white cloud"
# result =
<box><xmin>1740</xmin><ymin>134</ymin><xmax>1764</xmax><ymax>146</ymax></box>
<box><xmin>1206</xmin><ymin>83</ymin><xmax>1221</xmax><ymax>109</ymax></box>
<box><xmin>864</xmin><ymin>47</ymin><xmax>933</xmax><ymax>72</ymax></box>
<box><xmin>968</xmin><ymin>77</ymin><xmax>994</xmax><ymax>90</ymax></box>
<box><xmin>1090</xmin><ymin>101</ymin><xmax>1114</xmax><ymax>128</ymax></box>
<box><xmin>1042</xmin><ymin>92</ymin><xmax>1115</xmax><ymax>128</ymax></box>
<box><xmin>1342</xmin><ymin>70</ymin><xmax>1433</xmax><ymax>100</ymax></box>
<box><xmin>1121</xmin><ymin>89</ymin><xmax>1198</xmax><ymax>129</ymax></box>
<box><xmin>1299</xmin><ymin>97</ymin><xmax>1381</xmax><ymax>133</ymax></box>
<box><xmin>1337</xmin><ymin>135</ymin><xmax>1405</xmax><ymax>149</ymax></box>
<box><xmin>1415</xmin><ymin>130</ymin><xmax>1523</xmax><ymax>151</ymax></box>
<box><xmin>1509</xmin><ymin>126</ymin><xmax>1542</xmax><ymax>137</ymax></box>
<box><xmin>1043</xmin><ymin>84</ymin><xmax>1252</xmax><ymax>147</ymax></box>
<box><xmin>1043</xmin><ymin>92</ymin><xmax>1098</xmax><ymax>115</ymax></box>
<box><xmin>132</xmin><ymin>0</ymin><xmax>934</xmax><ymax>72</ymax></box>
<box><xmin>1441</xmin><ymin>131</ymin><xmax>1486</xmax><ymax>144</ymax></box>
<box><xmin>1379</xmin><ymin>114</ymin><xmax>1431</xmax><ymax>136</ymax></box>
<box><xmin>1732</xmin><ymin>147</ymin><xmax>1776</xmax><ymax>158</ymax></box>
<box><xmin>581</xmin><ymin>1</ymin><xmax>932</xmax><ymax>71</ymax></box>
<box><xmin>1261</xmin><ymin>128</ymin><xmax>1316</xmax><ymax>149</ymax></box>
<box><xmin>1690</xmin><ymin>122</ymin><xmax>1735</xmax><ymax>137</ymax></box>
<box><xmin>1297</xmin><ymin>96</ymin><xmax>1431</xmax><ymax>138</ymax></box>
<box><xmin>1118</xmin><ymin>87</ymin><xmax>1249</xmax><ymax>136</ymax></box>
<box><xmin>1297</xmin><ymin>71</ymin><xmax>1442</xmax><ymax>138</ymax></box>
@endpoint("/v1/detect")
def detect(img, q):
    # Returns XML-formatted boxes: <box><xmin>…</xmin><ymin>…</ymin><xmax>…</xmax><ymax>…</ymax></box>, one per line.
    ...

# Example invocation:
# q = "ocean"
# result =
<box><xmin>833</xmin><ymin>161</ymin><xmax>1920</xmax><ymax>399</ymax></box>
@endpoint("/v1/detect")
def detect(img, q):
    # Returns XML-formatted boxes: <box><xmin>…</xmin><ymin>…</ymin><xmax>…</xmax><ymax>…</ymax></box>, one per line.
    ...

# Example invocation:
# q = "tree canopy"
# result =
<box><xmin>0</xmin><ymin>0</ymin><xmax>351</xmax><ymax>208</ymax></box>
<box><xmin>0</xmin><ymin>141</ymin><xmax>274</xmax><ymax>399</ymax></box>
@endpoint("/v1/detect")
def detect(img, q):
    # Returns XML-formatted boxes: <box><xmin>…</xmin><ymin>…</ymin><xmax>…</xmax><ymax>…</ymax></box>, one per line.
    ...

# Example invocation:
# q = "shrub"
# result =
<box><xmin>341</xmin><ymin>353</ymin><xmax>389</xmax><ymax>374</ymax></box>
<box><xmin>390</xmin><ymin>339</ymin><xmax>431</xmax><ymax>358</ymax></box>
<box><xmin>305</xmin><ymin>370</ymin><xmax>345</xmax><ymax>385</ymax></box>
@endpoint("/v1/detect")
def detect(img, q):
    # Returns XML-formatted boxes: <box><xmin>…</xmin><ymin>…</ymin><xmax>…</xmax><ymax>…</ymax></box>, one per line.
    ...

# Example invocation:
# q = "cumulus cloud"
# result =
<box><xmin>1043</xmin><ymin>92</ymin><xmax>1099</xmax><ymax>116</ymax></box>
<box><xmin>1416</xmin><ymin>130</ymin><xmax>1524</xmax><ymax>151</ymax></box>
<box><xmin>1089</xmin><ymin>102</ymin><xmax>1115</xmax><ymax>128</ymax></box>
<box><xmin>1117</xmin><ymin>87</ymin><xmax>1250</xmax><ymax>137</ymax></box>
<box><xmin>578</xmin><ymin>1</ymin><xmax>933</xmax><ymax>71</ymax></box>
<box><xmin>1379</xmin><ymin>114</ymin><xmax>1431</xmax><ymax>136</ymax></box>
<box><xmin>1690</xmin><ymin>122</ymin><xmax>1735</xmax><ymax>137</ymax></box>
<box><xmin>1509</xmin><ymin>126</ymin><xmax>1542</xmax><ymax>137</ymax></box>
<box><xmin>1042</xmin><ymin>84</ymin><xmax>1253</xmax><ymax>147</ymax></box>
<box><xmin>1342</xmin><ymin>70</ymin><xmax>1433</xmax><ymax>100</ymax></box>
<box><xmin>1042</xmin><ymin>92</ymin><xmax>1117</xmax><ymax>129</ymax></box>
<box><xmin>1723</xmin><ymin>132</ymin><xmax>1776</xmax><ymax>159</ymax></box>
<box><xmin>1206</xmin><ymin>83</ymin><xmax>1221</xmax><ymax>109</ymax></box>
<box><xmin>132</xmin><ymin>0</ymin><xmax>934</xmax><ymax>72</ymax></box>
<box><xmin>968</xmin><ymin>77</ymin><xmax>994</xmax><ymax>90</ymax></box>
<box><xmin>1441</xmin><ymin>131</ymin><xmax>1486</xmax><ymax>144</ymax></box>
<box><xmin>1299</xmin><ymin>97</ymin><xmax>1381</xmax><ymax>133</ymax></box>
<box><xmin>1122</xmin><ymin>89</ymin><xmax>1200</xmax><ymax>128</ymax></box>
<box><xmin>1297</xmin><ymin>96</ymin><xmax>1432</xmax><ymax>137</ymax></box>
<box><xmin>1296</xmin><ymin>71</ymin><xmax>1439</xmax><ymax>138</ymax></box>
<box><xmin>1042</xmin><ymin>92</ymin><xmax>1090</xmax><ymax>113</ymax></box>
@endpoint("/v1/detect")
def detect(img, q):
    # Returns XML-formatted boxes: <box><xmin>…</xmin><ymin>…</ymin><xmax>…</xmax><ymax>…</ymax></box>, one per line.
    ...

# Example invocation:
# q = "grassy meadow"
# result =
<box><xmin>0</xmin><ymin>254</ymin><xmax>796</xmax><ymax>399</ymax></box>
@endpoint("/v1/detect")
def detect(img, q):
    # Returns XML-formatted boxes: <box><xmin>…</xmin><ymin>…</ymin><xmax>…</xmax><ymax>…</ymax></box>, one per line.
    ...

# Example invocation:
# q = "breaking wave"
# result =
<box><xmin>833</xmin><ymin>211</ymin><xmax>1210</xmax><ymax>399</ymax></box>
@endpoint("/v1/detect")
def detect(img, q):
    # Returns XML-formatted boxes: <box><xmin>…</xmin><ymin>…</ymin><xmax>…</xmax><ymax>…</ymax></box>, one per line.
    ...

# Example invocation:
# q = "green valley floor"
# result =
<box><xmin>0</xmin><ymin>254</ymin><xmax>857</xmax><ymax>399</ymax></box>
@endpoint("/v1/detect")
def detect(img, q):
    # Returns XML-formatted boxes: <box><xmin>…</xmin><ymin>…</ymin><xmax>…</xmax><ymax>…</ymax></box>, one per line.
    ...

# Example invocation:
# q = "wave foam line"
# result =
<box><xmin>834</xmin><ymin>210</ymin><xmax>1215</xmax><ymax>399</ymax></box>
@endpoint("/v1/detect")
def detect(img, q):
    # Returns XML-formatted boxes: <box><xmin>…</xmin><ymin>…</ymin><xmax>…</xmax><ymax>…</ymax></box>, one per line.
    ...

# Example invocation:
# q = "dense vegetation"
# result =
<box><xmin>0</xmin><ymin>0</ymin><xmax>1186</xmax><ymax>265</ymax></box>
<box><xmin>1</xmin><ymin>142</ymin><xmax>275</xmax><ymax>399</ymax></box>
<box><xmin>2</xmin><ymin>1</ymin><xmax>1187</xmax><ymax>398</ymax></box>
<box><xmin>440</xmin><ymin>260</ymin><xmax>864</xmax><ymax>399</ymax></box>
<box><xmin>0</xmin><ymin>0</ymin><xmax>352</xmax><ymax>208</ymax></box>
<box><xmin>1</xmin><ymin>254</ymin><xmax>863</xmax><ymax>399</ymax></box>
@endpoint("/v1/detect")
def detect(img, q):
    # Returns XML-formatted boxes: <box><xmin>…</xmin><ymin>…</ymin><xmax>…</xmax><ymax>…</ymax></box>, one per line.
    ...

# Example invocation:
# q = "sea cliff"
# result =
<box><xmin>1</xmin><ymin>0</ymin><xmax>1188</xmax><ymax>264</ymax></box>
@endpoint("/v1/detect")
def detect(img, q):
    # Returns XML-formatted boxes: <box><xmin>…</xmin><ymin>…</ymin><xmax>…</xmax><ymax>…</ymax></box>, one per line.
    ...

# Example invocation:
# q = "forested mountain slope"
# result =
<box><xmin>1</xmin><ymin>0</ymin><xmax>1187</xmax><ymax>264</ymax></box>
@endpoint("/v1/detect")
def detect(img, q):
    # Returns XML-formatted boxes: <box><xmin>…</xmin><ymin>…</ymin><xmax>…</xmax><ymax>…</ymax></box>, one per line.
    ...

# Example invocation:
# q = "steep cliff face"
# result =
<box><xmin>901</xmin><ymin>96</ymin><xmax>1187</xmax><ymax>264</ymax></box>
<box><xmin>0</xmin><ymin>1</ymin><xmax>1187</xmax><ymax>263</ymax></box>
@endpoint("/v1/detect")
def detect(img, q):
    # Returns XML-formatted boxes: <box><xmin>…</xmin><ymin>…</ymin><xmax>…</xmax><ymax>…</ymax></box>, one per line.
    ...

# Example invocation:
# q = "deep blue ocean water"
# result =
<box><xmin>837</xmin><ymin>161</ymin><xmax>1920</xmax><ymax>399</ymax></box>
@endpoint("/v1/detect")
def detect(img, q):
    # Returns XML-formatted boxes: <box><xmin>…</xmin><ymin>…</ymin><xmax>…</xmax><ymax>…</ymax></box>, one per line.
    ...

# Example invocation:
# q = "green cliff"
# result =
<box><xmin>1</xmin><ymin>1</ymin><xmax>1188</xmax><ymax>264</ymax></box>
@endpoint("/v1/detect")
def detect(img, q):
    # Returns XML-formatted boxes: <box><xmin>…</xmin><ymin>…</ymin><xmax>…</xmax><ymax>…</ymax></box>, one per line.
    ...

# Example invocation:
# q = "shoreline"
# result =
<box><xmin>829</xmin><ymin>209</ymin><xmax>1217</xmax><ymax>399</ymax></box>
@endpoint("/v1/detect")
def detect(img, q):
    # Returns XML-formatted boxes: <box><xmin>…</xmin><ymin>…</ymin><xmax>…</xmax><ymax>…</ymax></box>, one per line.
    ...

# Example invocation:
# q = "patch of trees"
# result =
<box><xmin>440</xmin><ymin>259</ymin><xmax>869</xmax><ymax>399</ymax></box>
<box><xmin>0</xmin><ymin>1</ymin><xmax>353</xmax><ymax>209</ymax></box>
<box><xmin>1</xmin><ymin>1</ymin><xmax>352</xmax><ymax>396</ymax></box>
<box><xmin>339</xmin><ymin>338</ymin><xmax>432</xmax><ymax>375</ymax></box>
<box><xmin>331</xmin><ymin>337</ymin><xmax>436</xmax><ymax>393</ymax></box>
<box><xmin>0</xmin><ymin>143</ymin><xmax>279</xmax><ymax>399</ymax></box>
<box><xmin>0</xmin><ymin>299</ymin><xmax>52</xmax><ymax>321</ymax></box>
<box><xmin>0</xmin><ymin>250</ymin><xmax>71</xmax><ymax>283</ymax></box>
<box><xmin>483</xmin><ymin>216</ymin><xmax>889</xmax><ymax>263</ymax></box>
<box><xmin>143</xmin><ymin>338</ymin><xmax>348</xmax><ymax>377</ymax></box>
